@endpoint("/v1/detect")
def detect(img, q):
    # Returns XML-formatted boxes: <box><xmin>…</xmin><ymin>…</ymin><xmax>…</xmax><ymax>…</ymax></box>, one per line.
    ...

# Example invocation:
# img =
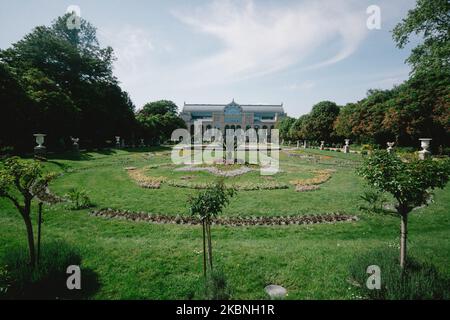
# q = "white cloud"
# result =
<box><xmin>98</xmin><ymin>26</ymin><xmax>155</xmax><ymax>83</ymax></box>
<box><xmin>173</xmin><ymin>0</ymin><xmax>369</xmax><ymax>82</ymax></box>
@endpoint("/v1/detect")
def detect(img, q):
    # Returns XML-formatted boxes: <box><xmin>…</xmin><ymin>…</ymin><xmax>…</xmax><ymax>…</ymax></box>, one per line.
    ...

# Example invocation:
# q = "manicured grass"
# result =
<box><xmin>1</xmin><ymin>148</ymin><xmax>449</xmax><ymax>299</ymax></box>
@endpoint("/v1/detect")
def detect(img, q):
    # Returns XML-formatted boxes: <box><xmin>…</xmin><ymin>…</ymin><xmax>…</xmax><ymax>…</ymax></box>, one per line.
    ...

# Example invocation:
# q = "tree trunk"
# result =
<box><xmin>400</xmin><ymin>212</ymin><xmax>408</xmax><ymax>269</ymax></box>
<box><xmin>37</xmin><ymin>202</ymin><xmax>43</xmax><ymax>265</ymax></box>
<box><xmin>202</xmin><ymin>220</ymin><xmax>207</xmax><ymax>277</ymax></box>
<box><xmin>23</xmin><ymin>214</ymin><xmax>36</xmax><ymax>268</ymax></box>
<box><xmin>207</xmin><ymin>218</ymin><xmax>213</xmax><ymax>270</ymax></box>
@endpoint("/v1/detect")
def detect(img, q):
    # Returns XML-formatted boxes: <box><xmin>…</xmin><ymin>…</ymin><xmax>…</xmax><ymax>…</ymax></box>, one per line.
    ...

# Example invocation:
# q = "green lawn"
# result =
<box><xmin>1</xmin><ymin>147</ymin><xmax>449</xmax><ymax>299</ymax></box>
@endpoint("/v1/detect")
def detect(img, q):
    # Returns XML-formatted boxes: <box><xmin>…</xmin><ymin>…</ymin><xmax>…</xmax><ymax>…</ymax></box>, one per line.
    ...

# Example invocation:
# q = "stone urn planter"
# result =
<box><xmin>418</xmin><ymin>138</ymin><xmax>432</xmax><ymax>160</ymax></box>
<box><xmin>387</xmin><ymin>142</ymin><xmax>395</xmax><ymax>153</ymax></box>
<box><xmin>320</xmin><ymin>141</ymin><xmax>325</xmax><ymax>150</ymax></box>
<box><xmin>343</xmin><ymin>139</ymin><xmax>350</xmax><ymax>154</ymax></box>
<box><xmin>115</xmin><ymin>136</ymin><xmax>121</xmax><ymax>148</ymax></box>
<box><xmin>34</xmin><ymin>133</ymin><xmax>47</xmax><ymax>156</ymax></box>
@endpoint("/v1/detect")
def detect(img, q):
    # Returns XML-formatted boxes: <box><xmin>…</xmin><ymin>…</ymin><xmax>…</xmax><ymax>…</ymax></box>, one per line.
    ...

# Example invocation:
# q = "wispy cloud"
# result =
<box><xmin>98</xmin><ymin>26</ymin><xmax>155</xmax><ymax>83</ymax></box>
<box><xmin>286</xmin><ymin>80</ymin><xmax>316</xmax><ymax>91</ymax></box>
<box><xmin>173</xmin><ymin>0</ymin><xmax>369</xmax><ymax>82</ymax></box>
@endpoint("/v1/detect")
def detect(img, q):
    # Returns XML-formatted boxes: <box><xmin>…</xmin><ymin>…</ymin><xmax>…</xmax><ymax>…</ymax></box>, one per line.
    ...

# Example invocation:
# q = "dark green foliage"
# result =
<box><xmin>0</xmin><ymin>14</ymin><xmax>136</xmax><ymax>153</ymax></box>
<box><xmin>276</xmin><ymin>117</ymin><xmax>296</xmax><ymax>142</ymax></box>
<box><xmin>302</xmin><ymin>101</ymin><xmax>340</xmax><ymax>142</ymax></box>
<box><xmin>136</xmin><ymin>101</ymin><xmax>186</xmax><ymax>144</ymax></box>
<box><xmin>349</xmin><ymin>249</ymin><xmax>450</xmax><ymax>300</ymax></box>
<box><xmin>0</xmin><ymin>240</ymin><xmax>99</xmax><ymax>299</ymax></box>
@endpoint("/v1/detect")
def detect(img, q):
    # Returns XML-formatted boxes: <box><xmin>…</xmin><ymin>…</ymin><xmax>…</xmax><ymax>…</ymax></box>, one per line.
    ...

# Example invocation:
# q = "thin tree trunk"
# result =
<box><xmin>207</xmin><ymin>218</ymin><xmax>213</xmax><ymax>270</ymax></box>
<box><xmin>202</xmin><ymin>220</ymin><xmax>207</xmax><ymax>277</ymax></box>
<box><xmin>400</xmin><ymin>212</ymin><xmax>408</xmax><ymax>269</ymax></box>
<box><xmin>23</xmin><ymin>215</ymin><xmax>36</xmax><ymax>268</ymax></box>
<box><xmin>37</xmin><ymin>202</ymin><xmax>43</xmax><ymax>265</ymax></box>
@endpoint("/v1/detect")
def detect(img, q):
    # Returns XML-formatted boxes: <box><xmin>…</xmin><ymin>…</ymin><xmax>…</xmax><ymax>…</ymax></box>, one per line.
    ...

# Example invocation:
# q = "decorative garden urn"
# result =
<box><xmin>33</xmin><ymin>133</ymin><xmax>47</xmax><ymax>156</ymax></box>
<box><xmin>343</xmin><ymin>139</ymin><xmax>350</xmax><ymax>153</ymax></box>
<box><xmin>320</xmin><ymin>141</ymin><xmax>325</xmax><ymax>150</ymax></box>
<box><xmin>71</xmin><ymin>137</ymin><xmax>80</xmax><ymax>152</ymax></box>
<box><xmin>387</xmin><ymin>142</ymin><xmax>395</xmax><ymax>153</ymax></box>
<box><xmin>140</xmin><ymin>138</ymin><xmax>145</xmax><ymax>147</ymax></box>
<box><xmin>115</xmin><ymin>136</ymin><xmax>121</xmax><ymax>148</ymax></box>
<box><xmin>418</xmin><ymin>138</ymin><xmax>432</xmax><ymax>160</ymax></box>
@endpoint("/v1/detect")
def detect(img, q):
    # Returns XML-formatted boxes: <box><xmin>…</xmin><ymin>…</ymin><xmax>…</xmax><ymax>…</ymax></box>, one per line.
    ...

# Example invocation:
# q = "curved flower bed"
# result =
<box><xmin>295</xmin><ymin>185</ymin><xmax>321</xmax><ymax>192</ymax></box>
<box><xmin>175</xmin><ymin>165</ymin><xmax>253</xmax><ymax>177</ymax></box>
<box><xmin>290</xmin><ymin>169</ymin><xmax>335</xmax><ymax>188</ymax></box>
<box><xmin>91</xmin><ymin>208</ymin><xmax>358</xmax><ymax>226</ymax></box>
<box><xmin>166</xmin><ymin>180</ymin><xmax>289</xmax><ymax>191</ymax></box>
<box><xmin>126</xmin><ymin>168</ymin><xmax>166</xmax><ymax>189</ymax></box>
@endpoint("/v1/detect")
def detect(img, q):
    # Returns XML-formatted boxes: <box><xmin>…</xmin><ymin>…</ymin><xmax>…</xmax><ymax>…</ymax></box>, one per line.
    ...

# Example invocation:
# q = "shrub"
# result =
<box><xmin>349</xmin><ymin>249</ymin><xmax>450</xmax><ymax>300</ymax></box>
<box><xmin>0</xmin><ymin>240</ymin><xmax>98</xmax><ymax>299</ymax></box>
<box><xmin>65</xmin><ymin>188</ymin><xmax>94</xmax><ymax>210</ymax></box>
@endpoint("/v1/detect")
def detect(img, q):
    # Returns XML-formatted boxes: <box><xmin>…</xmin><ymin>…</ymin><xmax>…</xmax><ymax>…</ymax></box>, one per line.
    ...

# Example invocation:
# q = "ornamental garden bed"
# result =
<box><xmin>91</xmin><ymin>208</ymin><xmax>358</xmax><ymax>226</ymax></box>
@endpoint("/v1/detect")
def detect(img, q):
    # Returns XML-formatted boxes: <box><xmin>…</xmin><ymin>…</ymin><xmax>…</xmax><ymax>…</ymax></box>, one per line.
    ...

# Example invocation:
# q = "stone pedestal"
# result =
<box><xmin>303</xmin><ymin>140</ymin><xmax>307</xmax><ymax>149</ymax></box>
<box><xmin>115</xmin><ymin>136</ymin><xmax>121</xmax><ymax>148</ymax></box>
<box><xmin>320</xmin><ymin>141</ymin><xmax>325</xmax><ymax>150</ymax></box>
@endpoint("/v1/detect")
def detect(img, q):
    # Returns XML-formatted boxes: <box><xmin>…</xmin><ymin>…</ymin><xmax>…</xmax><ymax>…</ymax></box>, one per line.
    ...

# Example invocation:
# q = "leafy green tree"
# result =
<box><xmin>393</xmin><ymin>0</ymin><xmax>450</xmax><ymax>75</ymax></box>
<box><xmin>137</xmin><ymin>100</ymin><xmax>185</xmax><ymax>144</ymax></box>
<box><xmin>289</xmin><ymin>115</ymin><xmax>309</xmax><ymax>141</ymax></box>
<box><xmin>0</xmin><ymin>157</ymin><xmax>55</xmax><ymax>267</ymax></box>
<box><xmin>302</xmin><ymin>101</ymin><xmax>340</xmax><ymax>142</ymax></box>
<box><xmin>188</xmin><ymin>180</ymin><xmax>236</xmax><ymax>276</ymax></box>
<box><xmin>358</xmin><ymin>151</ymin><xmax>450</xmax><ymax>268</ymax></box>
<box><xmin>276</xmin><ymin>117</ymin><xmax>296</xmax><ymax>142</ymax></box>
<box><xmin>140</xmin><ymin>100</ymin><xmax>178</xmax><ymax>116</ymax></box>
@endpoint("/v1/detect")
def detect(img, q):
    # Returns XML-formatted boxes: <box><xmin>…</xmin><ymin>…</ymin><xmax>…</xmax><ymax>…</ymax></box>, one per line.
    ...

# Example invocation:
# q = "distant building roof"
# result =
<box><xmin>182</xmin><ymin>101</ymin><xmax>285</xmax><ymax>114</ymax></box>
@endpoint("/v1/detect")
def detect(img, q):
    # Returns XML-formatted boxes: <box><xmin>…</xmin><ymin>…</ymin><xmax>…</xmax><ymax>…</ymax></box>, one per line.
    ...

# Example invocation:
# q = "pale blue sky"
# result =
<box><xmin>0</xmin><ymin>0</ymin><xmax>418</xmax><ymax>117</ymax></box>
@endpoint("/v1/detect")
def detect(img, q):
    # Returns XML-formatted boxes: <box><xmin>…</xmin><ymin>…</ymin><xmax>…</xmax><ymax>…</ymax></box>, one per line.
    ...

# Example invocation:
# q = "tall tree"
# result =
<box><xmin>393</xmin><ymin>0</ymin><xmax>450</xmax><ymax>75</ymax></box>
<box><xmin>302</xmin><ymin>101</ymin><xmax>340</xmax><ymax>142</ymax></box>
<box><xmin>0</xmin><ymin>14</ymin><xmax>135</xmax><ymax>152</ymax></box>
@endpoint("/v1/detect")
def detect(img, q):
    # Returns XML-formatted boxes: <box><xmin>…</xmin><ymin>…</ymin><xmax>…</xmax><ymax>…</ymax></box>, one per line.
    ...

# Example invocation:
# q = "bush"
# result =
<box><xmin>349</xmin><ymin>249</ymin><xmax>450</xmax><ymax>300</ymax></box>
<box><xmin>0</xmin><ymin>240</ymin><xmax>98</xmax><ymax>299</ymax></box>
<box><xmin>65</xmin><ymin>188</ymin><xmax>94</xmax><ymax>210</ymax></box>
